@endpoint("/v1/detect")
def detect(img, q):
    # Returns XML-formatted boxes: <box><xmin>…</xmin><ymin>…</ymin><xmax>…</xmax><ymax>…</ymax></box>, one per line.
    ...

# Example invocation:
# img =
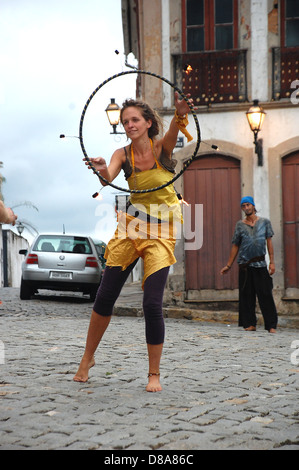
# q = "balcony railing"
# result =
<box><xmin>272</xmin><ymin>46</ymin><xmax>299</xmax><ymax>100</ymax></box>
<box><xmin>173</xmin><ymin>49</ymin><xmax>248</xmax><ymax>106</ymax></box>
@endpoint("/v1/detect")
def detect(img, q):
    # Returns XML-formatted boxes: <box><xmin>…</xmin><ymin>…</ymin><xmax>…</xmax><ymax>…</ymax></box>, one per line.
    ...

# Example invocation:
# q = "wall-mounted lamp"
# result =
<box><xmin>105</xmin><ymin>98</ymin><xmax>125</xmax><ymax>134</ymax></box>
<box><xmin>246</xmin><ymin>99</ymin><xmax>266</xmax><ymax>166</ymax></box>
<box><xmin>16</xmin><ymin>222</ymin><xmax>25</xmax><ymax>236</ymax></box>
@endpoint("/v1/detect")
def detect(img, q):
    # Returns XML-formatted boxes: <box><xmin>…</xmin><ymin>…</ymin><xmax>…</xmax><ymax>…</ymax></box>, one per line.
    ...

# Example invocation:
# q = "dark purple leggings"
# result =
<box><xmin>93</xmin><ymin>261</ymin><xmax>169</xmax><ymax>345</ymax></box>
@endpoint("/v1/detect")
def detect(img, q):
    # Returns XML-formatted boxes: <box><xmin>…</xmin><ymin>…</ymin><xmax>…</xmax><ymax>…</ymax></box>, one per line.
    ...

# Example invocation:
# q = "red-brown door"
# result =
<box><xmin>282</xmin><ymin>152</ymin><xmax>299</xmax><ymax>289</ymax></box>
<box><xmin>183</xmin><ymin>154</ymin><xmax>241</xmax><ymax>291</ymax></box>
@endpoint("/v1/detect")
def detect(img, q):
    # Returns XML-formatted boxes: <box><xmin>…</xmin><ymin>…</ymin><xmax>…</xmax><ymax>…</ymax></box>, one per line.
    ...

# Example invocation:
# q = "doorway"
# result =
<box><xmin>184</xmin><ymin>154</ymin><xmax>241</xmax><ymax>292</ymax></box>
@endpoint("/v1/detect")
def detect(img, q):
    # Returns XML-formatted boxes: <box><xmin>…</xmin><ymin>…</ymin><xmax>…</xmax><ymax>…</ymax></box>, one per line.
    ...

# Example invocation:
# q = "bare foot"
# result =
<box><xmin>146</xmin><ymin>373</ymin><xmax>162</xmax><ymax>392</ymax></box>
<box><xmin>73</xmin><ymin>355</ymin><xmax>95</xmax><ymax>382</ymax></box>
<box><xmin>244</xmin><ymin>326</ymin><xmax>256</xmax><ymax>331</ymax></box>
<box><xmin>269</xmin><ymin>328</ymin><xmax>276</xmax><ymax>334</ymax></box>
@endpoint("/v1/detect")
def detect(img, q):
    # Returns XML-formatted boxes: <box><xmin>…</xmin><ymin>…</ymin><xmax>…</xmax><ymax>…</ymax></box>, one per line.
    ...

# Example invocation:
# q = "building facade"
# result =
<box><xmin>0</xmin><ymin>226</ymin><xmax>29</xmax><ymax>288</ymax></box>
<box><xmin>121</xmin><ymin>0</ymin><xmax>299</xmax><ymax>317</ymax></box>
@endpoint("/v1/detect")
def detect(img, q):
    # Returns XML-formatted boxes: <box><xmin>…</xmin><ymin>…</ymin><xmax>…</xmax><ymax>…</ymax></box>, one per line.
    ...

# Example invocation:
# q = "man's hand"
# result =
<box><xmin>220</xmin><ymin>265</ymin><xmax>231</xmax><ymax>275</ymax></box>
<box><xmin>269</xmin><ymin>262</ymin><xmax>275</xmax><ymax>275</ymax></box>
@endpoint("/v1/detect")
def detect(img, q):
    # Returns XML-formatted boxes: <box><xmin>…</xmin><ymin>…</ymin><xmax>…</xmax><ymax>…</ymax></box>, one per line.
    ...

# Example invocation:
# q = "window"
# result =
<box><xmin>182</xmin><ymin>0</ymin><xmax>238</xmax><ymax>52</ymax></box>
<box><xmin>186</xmin><ymin>0</ymin><xmax>204</xmax><ymax>51</ymax></box>
<box><xmin>33</xmin><ymin>235</ymin><xmax>92</xmax><ymax>254</ymax></box>
<box><xmin>281</xmin><ymin>0</ymin><xmax>299</xmax><ymax>47</ymax></box>
<box><xmin>215</xmin><ymin>0</ymin><xmax>234</xmax><ymax>50</ymax></box>
<box><xmin>285</xmin><ymin>0</ymin><xmax>299</xmax><ymax>46</ymax></box>
<box><xmin>272</xmin><ymin>0</ymin><xmax>299</xmax><ymax>100</ymax></box>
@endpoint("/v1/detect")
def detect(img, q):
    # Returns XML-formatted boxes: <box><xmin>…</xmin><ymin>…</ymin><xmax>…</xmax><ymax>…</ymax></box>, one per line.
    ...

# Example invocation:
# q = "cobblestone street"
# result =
<box><xmin>0</xmin><ymin>287</ymin><xmax>298</xmax><ymax>451</ymax></box>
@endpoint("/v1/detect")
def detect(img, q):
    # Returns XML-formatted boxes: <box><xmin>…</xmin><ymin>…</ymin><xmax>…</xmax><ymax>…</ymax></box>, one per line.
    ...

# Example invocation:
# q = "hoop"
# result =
<box><xmin>79</xmin><ymin>69</ymin><xmax>201</xmax><ymax>193</ymax></box>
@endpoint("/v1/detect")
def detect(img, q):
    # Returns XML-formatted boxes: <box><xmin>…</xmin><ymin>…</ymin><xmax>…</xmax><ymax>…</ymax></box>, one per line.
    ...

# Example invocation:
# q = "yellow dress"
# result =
<box><xmin>104</xmin><ymin>144</ymin><xmax>182</xmax><ymax>288</ymax></box>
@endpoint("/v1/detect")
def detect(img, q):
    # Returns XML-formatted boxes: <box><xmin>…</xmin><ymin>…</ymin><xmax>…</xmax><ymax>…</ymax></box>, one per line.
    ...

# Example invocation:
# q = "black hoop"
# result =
<box><xmin>79</xmin><ymin>69</ymin><xmax>201</xmax><ymax>193</ymax></box>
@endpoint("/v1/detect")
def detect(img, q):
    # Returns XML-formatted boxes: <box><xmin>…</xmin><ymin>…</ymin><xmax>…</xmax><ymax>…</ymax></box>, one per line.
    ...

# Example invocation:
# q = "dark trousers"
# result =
<box><xmin>239</xmin><ymin>266</ymin><xmax>278</xmax><ymax>330</ymax></box>
<box><xmin>93</xmin><ymin>261</ymin><xmax>169</xmax><ymax>344</ymax></box>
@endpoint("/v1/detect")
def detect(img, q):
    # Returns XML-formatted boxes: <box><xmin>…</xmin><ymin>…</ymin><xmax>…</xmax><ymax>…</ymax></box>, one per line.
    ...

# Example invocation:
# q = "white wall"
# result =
<box><xmin>165</xmin><ymin>102</ymin><xmax>299</xmax><ymax>219</ymax></box>
<box><xmin>1</xmin><ymin>229</ymin><xmax>29</xmax><ymax>287</ymax></box>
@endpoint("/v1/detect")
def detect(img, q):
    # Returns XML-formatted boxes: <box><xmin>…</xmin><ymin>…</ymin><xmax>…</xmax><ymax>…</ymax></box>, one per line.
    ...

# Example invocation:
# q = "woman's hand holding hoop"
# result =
<box><xmin>84</xmin><ymin>156</ymin><xmax>111</xmax><ymax>186</ymax></box>
<box><xmin>174</xmin><ymin>91</ymin><xmax>194</xmax><ymax>116</ymax></box>
<box><xmin>84</xmin><ymin>156</ymin><xmax>107</xmax><ymax>172</ymax></box>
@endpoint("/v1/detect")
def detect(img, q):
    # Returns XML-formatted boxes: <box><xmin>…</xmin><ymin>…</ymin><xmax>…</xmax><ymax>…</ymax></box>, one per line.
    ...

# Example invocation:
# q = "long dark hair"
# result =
<box><xmin>120</xmin><ymin>99</ymin><xmax>163</xmax><ymax>139</ymax></box>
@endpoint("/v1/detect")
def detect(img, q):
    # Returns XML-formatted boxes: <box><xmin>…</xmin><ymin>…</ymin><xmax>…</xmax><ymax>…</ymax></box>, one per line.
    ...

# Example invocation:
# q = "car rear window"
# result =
<box><xmin>33</xmin><ymin>235</ymin><xmax>92</xmax><ymax>254</ymax></box>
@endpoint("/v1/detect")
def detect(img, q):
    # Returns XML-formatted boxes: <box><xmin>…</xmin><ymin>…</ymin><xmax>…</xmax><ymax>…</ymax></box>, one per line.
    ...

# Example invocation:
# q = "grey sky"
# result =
<box><xmin>0</xmin><ymin>0</ymin><xmax>136</xmax><ymax>243</ymax></box>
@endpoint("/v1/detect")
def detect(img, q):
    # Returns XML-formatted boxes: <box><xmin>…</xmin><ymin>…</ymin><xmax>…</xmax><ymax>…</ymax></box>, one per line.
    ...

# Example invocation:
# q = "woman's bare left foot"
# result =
<box><xmin>146</xmin><ymin>373</ymin><xmax>162</xmax><ymax>392</ymax></box>
<box><xmin>73</xmin><ymin>356</ymin><xmax>95</xmax><ymax>382</ymax></box>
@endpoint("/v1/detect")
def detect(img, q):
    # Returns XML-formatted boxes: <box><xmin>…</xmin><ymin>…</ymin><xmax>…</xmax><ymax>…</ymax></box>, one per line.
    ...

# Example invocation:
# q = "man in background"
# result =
<box><xmin>221</xmin><ymin>196</ymin><xmax>277</xmax><ymax>333</ymax></box>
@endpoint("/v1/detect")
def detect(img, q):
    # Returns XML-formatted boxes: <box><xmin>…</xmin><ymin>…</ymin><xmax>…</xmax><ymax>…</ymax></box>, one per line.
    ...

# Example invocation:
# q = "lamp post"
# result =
<box><xmin>105</xmin><ymin>98</ymin><xmax>125</xmax><ymax>134</ymax></box>
<box><xmin>246</xmin><ymin>100</ymin><xmax>266</xmax><ymax>166</ymax></box>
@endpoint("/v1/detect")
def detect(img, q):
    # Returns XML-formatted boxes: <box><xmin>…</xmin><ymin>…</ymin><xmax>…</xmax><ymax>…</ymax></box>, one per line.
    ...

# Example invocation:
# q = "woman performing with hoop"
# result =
<box><xmin>73</xmin><ymin>92</ymin><xmax>193</xmax><ymax>392</ymax></box>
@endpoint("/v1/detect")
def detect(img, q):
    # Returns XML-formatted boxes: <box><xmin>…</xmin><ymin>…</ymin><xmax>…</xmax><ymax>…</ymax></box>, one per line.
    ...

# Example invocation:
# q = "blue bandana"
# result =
<box><xmin>241</xmin><ymin>196</ymin><xmax>255</xmax><ymax>206</ymax></box>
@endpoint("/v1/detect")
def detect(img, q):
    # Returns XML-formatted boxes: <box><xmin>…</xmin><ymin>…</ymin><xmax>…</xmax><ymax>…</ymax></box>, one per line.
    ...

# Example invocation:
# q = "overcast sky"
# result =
<box><xmin>0</xmin><ymin>0</ymin><xmax>137</xmax><ymax>244</ymax></box>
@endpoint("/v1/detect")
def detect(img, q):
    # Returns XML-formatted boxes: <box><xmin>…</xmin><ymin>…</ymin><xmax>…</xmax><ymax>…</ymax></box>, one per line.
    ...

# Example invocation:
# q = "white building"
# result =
<box><xmin>0</xmin><ymin>226</ymin><xmax>29</xmax><ymax>288</ymax></box>
<box><xmin>121</xmin><ymin>0</ymin><xmax>299</xmax><ymax>319</ymax></box>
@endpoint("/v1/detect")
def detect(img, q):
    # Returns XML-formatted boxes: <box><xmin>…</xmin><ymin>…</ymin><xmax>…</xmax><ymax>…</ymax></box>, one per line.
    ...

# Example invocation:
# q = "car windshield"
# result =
<box><xmin>33</xmin><ymin>235</ymin><xmax>92</xmax><ymax>254</ymax></box>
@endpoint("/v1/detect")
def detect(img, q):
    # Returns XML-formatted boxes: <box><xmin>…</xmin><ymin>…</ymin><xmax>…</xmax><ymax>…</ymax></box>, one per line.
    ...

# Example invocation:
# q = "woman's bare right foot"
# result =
<box><xmin>73</xmin><ymin>356</ymin><xmax>95</xmax><ymax>382</ymax></box>
<box><xmin>146</xmin><ymin>373</ymin><xmax>162</xmax><ymax>392</ymax></box>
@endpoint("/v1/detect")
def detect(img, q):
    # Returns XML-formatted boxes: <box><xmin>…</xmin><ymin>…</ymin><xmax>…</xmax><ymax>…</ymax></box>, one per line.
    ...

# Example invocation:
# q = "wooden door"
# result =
<box><xmin>184</xmin><ymin>154</ymin><xmax>241</xmax><ymax>291</ymax></box>
<box><xmin>282</xmin><ymin>152</ymin><xmax>299</xmax><ymax>290</ymax></box>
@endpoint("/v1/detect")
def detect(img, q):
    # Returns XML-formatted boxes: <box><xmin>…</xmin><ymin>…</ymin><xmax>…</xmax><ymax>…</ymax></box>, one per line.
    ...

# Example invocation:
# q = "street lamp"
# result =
<box><xmin>246</xmin><ymin>99</ymin><xmax>266</xmax><ymax>166</ymax></box>
<box><xmin>105</xmin><ymin>98</ymin><xmax>125</xmax><ymax>134</ymax></box>
<box><xmin>16</xmin><ymin>222</ymin><xmax>25</xmax><ymax>236</ymax></box>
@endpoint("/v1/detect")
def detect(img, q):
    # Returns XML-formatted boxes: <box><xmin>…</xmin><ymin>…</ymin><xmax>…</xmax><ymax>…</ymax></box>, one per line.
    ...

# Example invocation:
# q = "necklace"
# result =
<box><xmin>244</xmin><ymin>216</ymin><xmax>258</xmax><ymax>227</ymax></box>
<box><xmin>130</xmin><ymin>139</ymin><xmax>160</xmax><ymax>189</ymax></box>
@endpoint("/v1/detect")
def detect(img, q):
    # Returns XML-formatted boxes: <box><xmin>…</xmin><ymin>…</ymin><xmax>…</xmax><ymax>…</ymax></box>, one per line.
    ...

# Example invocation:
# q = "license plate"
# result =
<box><xmin>50</xmin><ymin>271</ymin><xmax>72</xmax><ymax>279</ymax></box>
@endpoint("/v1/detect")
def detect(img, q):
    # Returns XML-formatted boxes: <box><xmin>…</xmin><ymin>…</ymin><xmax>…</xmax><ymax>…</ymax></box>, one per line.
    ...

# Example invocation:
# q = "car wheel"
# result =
<box><xmin>20</xmin><ymin>278</ymin><xmax>34</xmax><ymax>300</ymax></box>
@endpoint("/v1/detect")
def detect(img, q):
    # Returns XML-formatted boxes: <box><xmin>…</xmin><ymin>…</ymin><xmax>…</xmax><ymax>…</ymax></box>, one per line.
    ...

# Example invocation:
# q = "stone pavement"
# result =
<box><xmin>0</xmin><ymin>286</ymin><xmax>298</xmax><ymax>451</ymax></box>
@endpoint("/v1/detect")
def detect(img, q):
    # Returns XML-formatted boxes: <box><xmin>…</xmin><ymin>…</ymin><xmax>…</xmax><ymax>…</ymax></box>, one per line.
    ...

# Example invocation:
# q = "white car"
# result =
<box><xmin>19</xmin><ymin>234</ymin><xmax>105</xmax><ymax>301</ymax></box>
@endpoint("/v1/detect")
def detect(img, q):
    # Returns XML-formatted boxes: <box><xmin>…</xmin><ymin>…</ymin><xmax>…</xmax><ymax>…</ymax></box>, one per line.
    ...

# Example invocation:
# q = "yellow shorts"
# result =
<box><xmin>104</xmin><ymin>212</ymin><xmax>177</xmax><ymax>288</ymax></box>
